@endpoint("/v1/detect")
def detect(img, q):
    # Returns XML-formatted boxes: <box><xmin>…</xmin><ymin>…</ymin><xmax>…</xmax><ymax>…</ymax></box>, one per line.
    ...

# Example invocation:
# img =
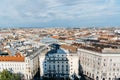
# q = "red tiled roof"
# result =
<box><xmin>0</xmin><ymin>53</ymin><xmax>25</xmax><ymax>62</ymax></box>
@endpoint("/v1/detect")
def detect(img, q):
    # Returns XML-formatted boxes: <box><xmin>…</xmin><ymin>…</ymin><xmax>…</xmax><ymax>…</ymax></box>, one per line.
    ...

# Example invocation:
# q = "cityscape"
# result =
<box><xmin>0</xmin><ymin>0</ymin><xmax>120</xmax><ymax>80</ymax></box>
<box><xmin>0</xmin><ymin>27</ymin><xmax>120</xmax><ymax>80</ymax></box>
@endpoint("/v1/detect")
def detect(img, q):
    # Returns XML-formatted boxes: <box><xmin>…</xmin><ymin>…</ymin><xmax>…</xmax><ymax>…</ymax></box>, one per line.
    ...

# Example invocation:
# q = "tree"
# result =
<box><xmin>0</xmin><ymin>69</ymin><xmax>21</xmax><ymax>80</ymax></box>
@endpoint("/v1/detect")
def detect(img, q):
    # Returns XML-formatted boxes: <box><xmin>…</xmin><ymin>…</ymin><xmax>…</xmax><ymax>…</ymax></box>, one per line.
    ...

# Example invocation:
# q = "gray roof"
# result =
<box><xmin>40</xmin><ymin>36</ymin><xmax>58</xmax><ymax>44</ymax></box>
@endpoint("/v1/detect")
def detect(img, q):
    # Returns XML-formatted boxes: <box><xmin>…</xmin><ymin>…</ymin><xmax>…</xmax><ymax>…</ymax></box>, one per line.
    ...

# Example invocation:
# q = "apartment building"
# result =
<box><xmin>0</xmin><ymin>44</ymin><xmax>46</xmax><ymax>80</ymax></box>
<box><xmin>39</xmin><ymin>44</ymin><xmax>80</xmax><ymax>79</ymax></box>
<box><xmin>78</xmin><ymin>48</ymin><xmax>120</xmax><ymax>80</ymax></box>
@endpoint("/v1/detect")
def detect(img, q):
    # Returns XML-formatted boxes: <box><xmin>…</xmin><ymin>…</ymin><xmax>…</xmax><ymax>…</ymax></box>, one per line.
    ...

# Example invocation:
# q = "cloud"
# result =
<box><xmin>0</xmin><ymin>0</ymin><xmax>120</xmax><ymax>26</ymax></box>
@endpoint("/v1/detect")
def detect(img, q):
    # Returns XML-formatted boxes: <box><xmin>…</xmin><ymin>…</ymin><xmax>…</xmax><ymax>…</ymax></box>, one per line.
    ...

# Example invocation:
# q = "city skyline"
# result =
<box><xmin>0</xmin><ymin>0</ymin><xmax>120</xmax><ymax>28</ymax></box>
<box><xmin>0</xmin><ymin>28</ymin><xmax>120</xmax><ymax>80</ymax></box>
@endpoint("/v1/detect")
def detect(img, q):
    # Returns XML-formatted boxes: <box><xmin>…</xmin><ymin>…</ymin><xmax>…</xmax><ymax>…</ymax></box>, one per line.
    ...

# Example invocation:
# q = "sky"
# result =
<box><xmin>0</xmin><ymin>0</ymin><xmax>120</xmax><ymax>28</ymax></box>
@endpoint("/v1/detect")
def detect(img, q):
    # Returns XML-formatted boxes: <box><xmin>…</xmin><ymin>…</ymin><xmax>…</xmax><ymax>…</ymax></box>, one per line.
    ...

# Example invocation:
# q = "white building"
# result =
<box><xmin>0</xmin><ymin>45</ymin><xmax>46</xmax><ymax>80</ymax></box>
<box><xmin>39</xmin><ymin>44</ymin><xmax>80</xmax><ymax>79</ymax></box>
<box><xmin>78</xmin><ymin>48</ymin><xmax>120</xmax><ymax>80</ymax></box>
<box><xmin>114</xmin><ymin>30</ymin><xmax>120</xmax><ymax>34</ymax></box>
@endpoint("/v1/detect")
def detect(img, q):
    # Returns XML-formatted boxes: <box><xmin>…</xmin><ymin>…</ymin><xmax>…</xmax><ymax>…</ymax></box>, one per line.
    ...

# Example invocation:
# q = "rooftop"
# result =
<box><xmin>61</xmin><ymin>44</ymin><xmax>77</xmax><ymax>53</ymax></box>
<box><xmin>0</xmin><ymin>53</ymin><xmax>25</xmax><ymax>62</ymax></box>
<box><xmin>46</xmin><ymin>44</ymin><xmax>77</xmax><ymax>56</ymax></box>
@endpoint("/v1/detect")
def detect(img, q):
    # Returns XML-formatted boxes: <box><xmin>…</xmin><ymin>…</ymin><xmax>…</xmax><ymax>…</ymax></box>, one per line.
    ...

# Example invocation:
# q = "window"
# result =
<box><xmin>117</xmin><ymin>69</ymin><xmax>119</xmax><ymax>71</ymax></box>
<box><xmin>97</xmin><ymin>71</ymin><xmax>99</xmax><ymax>74</ymax></box>
<box><xmin>113</xmin><ymin>68</ymin><xmax>115</xmax><ymax>71</ymax></box>
<box><xmin>98</xmin><ymin>62</ymin><xmax>100</xmax><ymax>65</ymax></box>
<box><xmin>53</xmin><ymin>65</ymin><xmax>55</xmax><ymax>69</ymax></box>
<box><xmin>104</xmin><ymin>59</ymin><xmax>106</xmax><ymax>61</ymax></box>
<box><xmin>66</xmin><ymin>65</ymin><xmax>68</xmax><ymax>67</ymax></box>
<box><xmin>109</xmin><ymin>73</ymin><xmax>111</xmax><ymax>75</ymax></box>
<box><xmin>104</xmin><ymin>63</ymin><xmax>105</xmax><ymax>66</ymax></box>
<box><xmin>113</xmin><ymin>73</ymin><xmax>115</xmax><ymax>75</ymax></box>
<box><xmin>110</xmin><ymin>59</ymin><xmax>112</xmax><ymax>61</ymax></box>
<box><xmin>49</xmin><ymin>65</ymin><xmax>51</xmax><ymax>69</ymax></box>
<box><xmin>109</xmin><ymin>78</ymin><xmax>111</xmax><ymax>80</ymax></box>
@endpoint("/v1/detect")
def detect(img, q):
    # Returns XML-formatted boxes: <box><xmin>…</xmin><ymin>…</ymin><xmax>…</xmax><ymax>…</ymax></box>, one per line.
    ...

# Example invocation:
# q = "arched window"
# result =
<box><xmin>109</xmin><ymin>78</ymin><xmax>111</xmax><ymax>80</ymax></box>
<box><xmin>92</xmin><ymin>74</ymin><xmax>94</xmax><ymax>78</ymax></box>
<box><xmin>96</xmin><ymin>76</ymin><xmax>99</xmax><ymax>80</ymax></box>
<box><xmin>87</xmin><ymin>72</ymin><xmax>88</xmax><ymax>75</ymax></box>
<box><xmin>90</xmin><ymin>73</ymin><xmax>91</xmax><ymax>77</ymax></box>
